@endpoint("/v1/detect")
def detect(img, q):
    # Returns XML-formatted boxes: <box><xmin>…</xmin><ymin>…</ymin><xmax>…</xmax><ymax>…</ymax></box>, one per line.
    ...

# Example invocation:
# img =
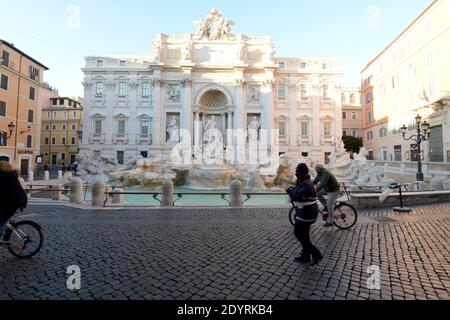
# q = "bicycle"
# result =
<box><xmin>289</xmin><ymin>185</ymin><xmax>358</xmax><ymax>230</ymax></box>
<box><xmin>0</xmin><ymin>210</ymin><xmax>44</xmax><ymax>258</ymax></box>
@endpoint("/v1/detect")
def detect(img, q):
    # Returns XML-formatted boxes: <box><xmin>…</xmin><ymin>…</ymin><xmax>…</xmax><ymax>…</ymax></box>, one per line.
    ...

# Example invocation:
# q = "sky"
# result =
<box><xmin>1</xmin><ymin>0</ymin><xmax>433</xmax><ymax>97</ymax></box>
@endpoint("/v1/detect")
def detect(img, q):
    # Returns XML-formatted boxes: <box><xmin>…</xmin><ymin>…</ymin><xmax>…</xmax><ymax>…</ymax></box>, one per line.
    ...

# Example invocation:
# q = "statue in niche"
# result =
<box><xmin>182</xmin><ymin>45</ymin><xmax>192</xmax><ymax>61</ymax></box>
<box><xmin>166</xmin><ymin>116</ymin><xmax>180</xmax><ymax>142</ymax></box>
<box><xmin>167</xmin><ymin>85</ymin><xmax>180</xmax><ymax>103</ymax></box>
<box><xmin>203</xmin><ymin>115</ymin><xmax>224</xmax><ymax>164</ymax></box>
<box><xmin>248</xmin><ymin>116</ymin><xmax>261</xmax><ymax>141</ymax></box>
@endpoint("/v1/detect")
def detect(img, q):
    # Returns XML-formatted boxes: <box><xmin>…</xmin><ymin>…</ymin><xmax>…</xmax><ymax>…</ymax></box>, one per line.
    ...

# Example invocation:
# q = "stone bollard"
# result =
<box><xmin>70</xmin><ymin>177</ymin><xmax>83</xmax><ymax>204</ymax></box>
<box><xmin>44</xmin><ymin>171</ymin><xmax>50</xmax><ymax>181</ymax></box>
<box><xmin>91</xmin><ymin>180</ymin><xmax>106</xmax><ymax>207</ymax></box>
<box><xmin>52</xmin><ymin>184</ymin><xmax>64</xmax><ymax>201</ymax></box>
<box><xmin>161</xmin><ymin>179</ymin><xmax>174</xmax><ymax>207</ymax></box>
<box><xmin>112</xmin><ymin>188</ymin><xmax>125</xmax><ymax>205</ymax></box>
<box><xmin>28</xmin><ymin>171</ymin><xmax>34</xmax><ymax>182</ymax></box>
<box><xmin>230</xmin><ymin>179</ymin><xmax>243</xmax><ymax>208</ymax></box>
<box><xmin>57</xmin><ymin>170</ymin><xmax>63</xmax><ymax>180</ymax></box>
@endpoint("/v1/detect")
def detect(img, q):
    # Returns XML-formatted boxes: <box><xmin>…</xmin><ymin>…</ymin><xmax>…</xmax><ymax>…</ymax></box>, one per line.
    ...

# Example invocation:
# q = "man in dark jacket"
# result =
<box><xmin>0</xmin><ymin>161</ymin><xmax>28</xmax><ymax>240</ymax></box>
<box><xmin>313</xmin><ymin>164</ymin><xmax>341</xmax><ymax>228</ymax></box>
<box><xmin>286</xmin><ymin>163</ymin><xmax>323</xmax><ymax>266</ymax></box>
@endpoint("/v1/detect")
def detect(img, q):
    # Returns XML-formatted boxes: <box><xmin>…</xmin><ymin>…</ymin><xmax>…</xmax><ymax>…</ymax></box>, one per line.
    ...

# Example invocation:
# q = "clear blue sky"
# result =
<box><xmin>1</xmin><ymin>0</ymin><xmax>433</xmax><ymax>97</ymax></box>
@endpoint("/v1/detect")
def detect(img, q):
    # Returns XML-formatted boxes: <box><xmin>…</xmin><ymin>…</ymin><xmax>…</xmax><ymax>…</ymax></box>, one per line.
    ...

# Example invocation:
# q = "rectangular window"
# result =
<box><xmin>141</xmin><ymin>121</ymin><xmax>149</xmax><ymax>136</ymax></box>
<box><xmin>142</xmin><ymin>83</ymin><xmax>150</xmax><ymax>97</ymax></box>
<box><xmin>53</xmin><ymin>111</ymin><xmax>57</xmax><ymax>118</ymax></box>
<box><xmin>394</xmin><ymin>145</ymin><xmax>402</xmax><ymax>161</ymax></box>
<box><xmin>30</xmin><ymin>66</ymin><xmax>39</xmax><ymax>80</ymax></box>
<box><xmin>27</xmin><ymin>135</ymin><xmax>32</xmax><ymax>148</ymax></box>
<box><xmin>45</xmin><ymin>125</ymin><xmax>50</xmax><ymax>130</ymax></box>
<box><xmin>2</xmin><ymin>51</ymin><xmax>10</xmax><ymax>67</ymax></box>
<box><xmin>301</xmin><ymin>122</ymin><xmax>309</xmax><ymax>137</ymax></box>
<box><xmin>352</xmin><ymin>130</ymin><xmax>358</xmax><ymax>137</ymax></box>
<box><xmin>119</xmin><ymin>82</ymin><xmax>128</xmax><ymax>96</ymax></box>
<box><xmin>59</xmin><ymin>99</ymin><xmax>64</xmax><ymax>105</ymax></box>
<box><xmin>120</xmin><ymin>60</ymin><xmax>126</xmax><ymax>66</ymax></box>
<box><xmin>278</xmin><ymin>122</ymin><xmax>286</xmax><ymax>136</ymax></box>
<box><xmin>72</xmin><ymin>124</ymin><xmax>76</xmax><ymax>130</ymax></box>
<box><xmin>278</xmin><ymin>62</ymin><xmax>285</xmax><ymax>69</ymax></box>
<box><xmin>343</xmin><ymin>130</ymin><xmax>347</xmax><ymax>137</ymax></box>
<box><xmin>97</xmin><ymin>60</ymin><xmax>104</xmax><ymax>67</ymax></box>
<box><xmin>352</xmin><ymin>112</ymin><xmax>356</xmax><ymax>120</ymax></box>
<box><xmin>96</xmin><ymin>82</ymin><xmax>104</xmax><ymax>95</ymax></box>
<box><xmin>63</xmin><ymin>111</ymin><xmax>67</xmax><ymax>119</ymax></box>
<box><xmin>429</xmin><ymin>125</ymin><xmax>443</xmax><ymax>162</ymax></box>
<box><xmin>73</xmin><ymin>111</ymin><xmax>77</xmax><ymax>117</ymax></box>
<box><xmin>62</xmin><ymin>124</ymin><xmax>67</xmax><ymax>130</ymax></box>
<box><xmin>368</xmin><ymin>111</ymin><xmax>373</xmax><ymax>122</ymax></box>
<box><xmin>1</xmin><ymin>74</ymin><xmax>8</xmax><ymax>90</ymax></box>
<box><xmin>71</xmin><ymin>137</ymin><xmax>76</xmax><ymax>145</ymax></box>
<box><xmin>342</xmin><ymin>112</ymin><xmax>347</xmax><ymax>120</ymax></box>
<box><xmin>29</xmin><ymin>87</ymin><xmax>35</xmax><ymax>100</ymax></box>
<box><xmin>28</xmin><ymin>110</ymin><xmax>34</xmax><ymax>123</ymax></box>
<box><xmin>52</xmin><ymin>99</ymin><xmax>57</xmax><ymax>105</ymax></box>
<box><xmin>0</xmin><ymin>101</ymin><xmax>6</xmax><ymax>117</ymax></box>
<box><xmin>323</xmin><ymin>122</ymin><xmax>331</xmax><ymax>137</ymax></box>
<box><xmin>94</xmin><ymin>120</ymin><xmax>102</xmax><ymax>136</ymax></box>
<box><xmin>45</xmin><ymin>137</ymin><xmax>49</xmax><ymax>145</ymax></box>
<box><xmin>300</xmin><ymin>62</ymin><xmax>306</xmax><ymax>69</ymax></box>
<box><xmin>324</xmin><ymin>152</ymin><xmax>331</xmax><ymax>165</ymax></box>
<box><xmin>117</xmin><ymin>120</ymin><xmax>126</xmax><ymax>136</ymax></box>
<box><xmin>278</xmin><ymin>85</ymin><xmax>286</xmax><ymax>99</ymax></box>
<box><xmin>62</xmin><ymin>137</ymin><xmax>66</xmax><ymax>145</ymax></box>
<box><xmin>52</xmin><ymin>137</ymin><xmax>56</xmax><ymax>145</ymax></box>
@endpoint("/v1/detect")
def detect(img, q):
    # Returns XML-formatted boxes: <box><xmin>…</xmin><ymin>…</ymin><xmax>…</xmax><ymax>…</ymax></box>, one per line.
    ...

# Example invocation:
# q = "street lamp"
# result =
<box><xmin>7</xmin><ymin>122</ymin><xmax>15</xmax><ymax>138</ymax></box>
<box><xmin>400</xmin><ymin>114</ymin><xmax>432</xmax><ymax>181</ymax></box>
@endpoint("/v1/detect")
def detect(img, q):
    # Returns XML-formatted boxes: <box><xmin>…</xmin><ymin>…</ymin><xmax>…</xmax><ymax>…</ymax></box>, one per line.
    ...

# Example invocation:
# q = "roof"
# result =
<box><xmin>0</xmin><ymin>39</ymin><xmax>49</xmax><ymax>70</ymax></box>
<box><xmin>361</xmin><ymin>0</ymin><xmax>438</xmax><ymax>73</ymax></box>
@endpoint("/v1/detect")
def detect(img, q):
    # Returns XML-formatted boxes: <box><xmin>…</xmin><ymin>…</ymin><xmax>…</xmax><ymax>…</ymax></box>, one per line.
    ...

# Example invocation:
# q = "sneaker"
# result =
<box><xmin>310</xmin><ymin>255</ymin><xmax>324</xmax><ymax>267</ymax></box>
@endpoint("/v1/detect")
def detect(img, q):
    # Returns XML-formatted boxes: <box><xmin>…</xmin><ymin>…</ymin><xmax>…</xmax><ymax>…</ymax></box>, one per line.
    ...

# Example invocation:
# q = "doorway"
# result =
<box><xmin>20</xmin><ymin>158</ymin><xmax>29</xmax><ymax>176</ymax></box>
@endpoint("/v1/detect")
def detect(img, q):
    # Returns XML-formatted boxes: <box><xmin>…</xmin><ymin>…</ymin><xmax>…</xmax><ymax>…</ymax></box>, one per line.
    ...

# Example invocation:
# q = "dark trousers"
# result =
<box><xmin>294</xmin><ymin>221</ymin><xmax>322</xmax><ymax>260</ymax></box>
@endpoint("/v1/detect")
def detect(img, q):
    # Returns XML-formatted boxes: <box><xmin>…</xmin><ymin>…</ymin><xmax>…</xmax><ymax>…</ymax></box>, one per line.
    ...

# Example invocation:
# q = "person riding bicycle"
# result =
<box><xmin>0</xmin><ymin>161</ymin><xmax>28</xmax><ymax>241</ymax></box>
<box><xmin>313</xmin><ymin>164</ymin><xmax>341</xmax><ymax>228</ymax></box>
<box><xmin>286</xmin><ymin>163</ymin><xmax>323</xmax><ymax>266</ymax></box>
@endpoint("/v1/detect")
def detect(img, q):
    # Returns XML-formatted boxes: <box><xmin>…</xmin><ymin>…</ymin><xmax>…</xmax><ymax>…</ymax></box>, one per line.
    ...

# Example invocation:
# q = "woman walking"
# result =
<box><xmin>286</xmin><ymin>163</ymin><xmax>323</xmax><ymax>266</ymax></box>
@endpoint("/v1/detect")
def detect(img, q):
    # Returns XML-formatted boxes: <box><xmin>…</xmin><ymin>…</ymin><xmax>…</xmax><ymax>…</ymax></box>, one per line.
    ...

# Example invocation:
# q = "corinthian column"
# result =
<box><xmin>261</xmin><ymin>80</ymin><xmax>274</xmax><ymax>150</ymax></box>
<box><xmin>181</xmin><ymin>79</ymin><xmax>193</xmax><ymax>147</ymax></box>
<box><xmin>152</xmin><ymin>79</ymin><xmax>163</xmax><ymax>147</ymax></box>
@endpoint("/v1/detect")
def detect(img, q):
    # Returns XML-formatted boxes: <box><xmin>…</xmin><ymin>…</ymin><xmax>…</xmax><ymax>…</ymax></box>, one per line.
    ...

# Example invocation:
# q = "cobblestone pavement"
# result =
<box><xmin>0</xmin><ymin>202</ymin><xmax>449</xmax><ymax>300</ymax></box>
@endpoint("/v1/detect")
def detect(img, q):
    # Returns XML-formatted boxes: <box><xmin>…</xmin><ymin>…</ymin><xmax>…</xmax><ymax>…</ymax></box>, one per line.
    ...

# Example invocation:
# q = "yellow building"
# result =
<box><xmin>361</xmin><ymin>0</ymin><xmax>450</xmax><ymax>171</ymax></box>
<box><xmin>40</xmin><ymin>97</ymin><xmax>83</xmax><ymax>166</ymax></box>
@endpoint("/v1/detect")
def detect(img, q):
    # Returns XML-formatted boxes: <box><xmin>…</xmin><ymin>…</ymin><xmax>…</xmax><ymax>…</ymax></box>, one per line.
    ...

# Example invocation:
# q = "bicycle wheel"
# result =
<box><xmin>289</xmin><ymin>207</ymin><xmax>296</xmax><ymax>226</ymax></box>
<box><xmin>4</xmin><ymin>221</ymin><xmax>43</xmax><ymax>258</ymax></box>
<box><xmin>333</xmin><ymin>204</ymin><xmax>358</xmax><ymax>230</ymax></box>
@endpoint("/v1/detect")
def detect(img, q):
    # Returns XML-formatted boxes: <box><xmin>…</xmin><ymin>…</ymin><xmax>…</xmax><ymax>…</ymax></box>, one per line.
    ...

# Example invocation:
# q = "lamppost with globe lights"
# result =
<box><xmin>400</xmin><ymin>114</ymin><xmax>432</xmax><ymax>182</ymax></box>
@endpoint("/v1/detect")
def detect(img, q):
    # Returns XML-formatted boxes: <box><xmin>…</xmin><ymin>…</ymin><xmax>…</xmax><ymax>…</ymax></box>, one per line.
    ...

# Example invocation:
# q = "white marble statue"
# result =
<box><xmin>248</xmin><ymin>116</ymin><xmax>261</xmax><ymax>141</ymax></box>
<box><xmin>183</xmin><ymin>45</ymin><xmax>191</xmax><ymax>61</ymax></box>
<box><xmin>167</xmin><ymin>116</ymin><xmax>180</xmax><ymax>142</ymax></box>
<box><xmin>194</xmin><ymin>9</ymin><xmax>235</xmax><ymax>40</ymax></box>
<box><xmin>203</xmin><ymin>115</ymin><xmax>224</xmax><ymax>163</ymax></box>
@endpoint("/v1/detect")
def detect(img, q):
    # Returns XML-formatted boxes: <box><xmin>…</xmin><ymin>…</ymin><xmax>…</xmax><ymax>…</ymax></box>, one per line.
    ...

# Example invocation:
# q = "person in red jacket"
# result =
<box><xmin>0</xmin><ymin>161</ymin><xmax>28</xmax><ymax>240</ymax></box>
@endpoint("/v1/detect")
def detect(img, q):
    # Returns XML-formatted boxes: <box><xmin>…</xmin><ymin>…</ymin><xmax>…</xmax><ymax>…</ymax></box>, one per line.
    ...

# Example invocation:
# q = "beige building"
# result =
<box><xmin>362</xmin><ymin>0</ymin><xmax>450</xmax><ymax>169</ymax></box>
<box><xmin>341</xmin><ymin>87</ymin><xmax>362</xmax><ymax>138</ymax></box>
<box><xmin>0</xmin><ymin>39</ymin><xmax>49</xmax><ymax>175</ymax></box>
<box><xmin>40</xmin><ymin>97</ymin><xmax>83</xmax><ymax>165</ymax></box>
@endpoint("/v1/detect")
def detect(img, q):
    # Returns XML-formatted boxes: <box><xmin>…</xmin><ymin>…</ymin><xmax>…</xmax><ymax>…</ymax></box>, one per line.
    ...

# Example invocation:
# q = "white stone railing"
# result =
<box><xmin>136</xmin><ymin>134</ymin><xmax>152</xmax><ymax>145</ymax></box>
<box><xmin>89</xmin><ymin>134</ymin><xmax>105</xmax><ymax>144</ymax></box>
<box><xmin>113</xmin><ymin>134</ymin><xmax>129</xmax><ymax>145</ymax></box>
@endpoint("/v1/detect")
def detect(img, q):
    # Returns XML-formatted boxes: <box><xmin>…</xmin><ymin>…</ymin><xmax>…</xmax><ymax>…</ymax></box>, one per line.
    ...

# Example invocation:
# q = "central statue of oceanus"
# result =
<box><xmin>193</xmin><ymin>8</ymin><xmax>235</xmax><ymax>41</ymax></box>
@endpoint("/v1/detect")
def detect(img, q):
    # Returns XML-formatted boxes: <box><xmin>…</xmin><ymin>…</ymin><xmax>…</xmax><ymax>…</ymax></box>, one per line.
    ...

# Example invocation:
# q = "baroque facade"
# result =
<box><xmin>80</xmin><ymin>9</ymin><xmax>343</xmax><ymax>165</ymax></box>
